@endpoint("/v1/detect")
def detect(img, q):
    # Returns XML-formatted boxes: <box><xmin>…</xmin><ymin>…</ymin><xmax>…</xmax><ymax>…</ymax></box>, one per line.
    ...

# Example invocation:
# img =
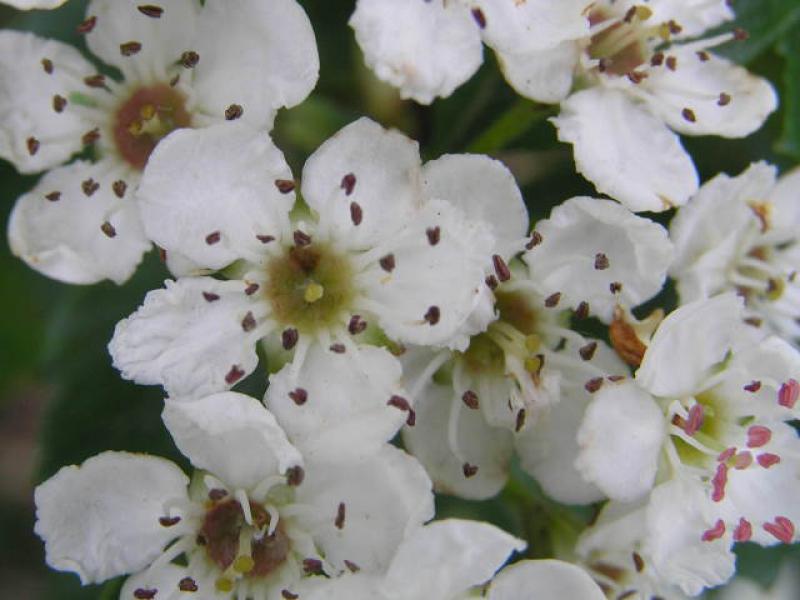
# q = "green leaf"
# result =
<box><xmin>466</xmin><ymin>100</ymin><xmax>555</xmax><ymax>155</ymax></box>
<box><xmin>776</xmin><ymin>30</ymin><xmax>800</xmax><ymax>159</ymax></box>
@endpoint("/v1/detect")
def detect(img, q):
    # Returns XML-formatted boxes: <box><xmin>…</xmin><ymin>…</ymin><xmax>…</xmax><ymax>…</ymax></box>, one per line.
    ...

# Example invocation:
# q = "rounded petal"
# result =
<box><xmin>495</xmin><ymin>42</ymin><xmax>578</xmax><ymax>104</ymax></box>
<box><xmin>0</xmin><ymin>30</ymin><xmax>95</xmax><ymax>172</ymax></box>
<box><xmin>85</xmin><ymin>0</ymin><xmax>200</xmax><ymax>82</ymax></box>
<box><xmin>525</xmin><ymin>196</ymin><xmax>673</xmax><ymax>322</ymax></box>
<box><xmin>422</xmin><ymin>153</ymin><xmax>528</xmax><ymax>259</ymax></box>
<box><xmin>552</xmin><ymin>88</ymin><xmax>698</xmax><ymax>212</ymax></box>
<box><xmin>266</xmin><ymin>343</ymin><xmax>407</xmax><ymax>461</ymax></box>
<box><xmin>301</xmin><ymin>118</ymin><xmax>422</xmax><ymax>249</ymax></box>
<box><xmin>34</xmin><ymin>451</ymin><xmax>189</xmax><ymax>584</ymax></box>
<box><xmin>402</xmin><ymin>383</ymin><xmax>514</xmax><ymax>500</ymax></box>
<box><xmin>137</xmin><ymin>123</ymin><xmax>294</xmax><ymax>272</ymax></box>
<box><xmin>576</xmin><ymin>380</ymin><xmax>665</xmax><ymax>502</ymax></box>
<box><xmin>349</xmin><ymin>0</ymin><xmax>483</xmax><ymax>104</ymax></box>
<box><xmin>770</xmin><ymin>165</ymin><xmax>800</xmax><ymax>243</ymax></box>
<box><xmin>637</xmin><ymin>294</ymin><xmax>744</xmax><ymax>397</ymax></box>
<box><xmin>648</xmin><ymin>0</ymin><xmax>734</xmax><ymax>38</ymax></box>
<box><xmin>296</xmin><ymin>445</ymin><xmax>434</xmax><ymax>574</ymax></box>
<box><xmin>488</xmin><ymin>560</ymin><xmax>606</xmax><ymax>600</ymax></box>
<box><xmin>294</xmin><ymin>574</ymin><xmax>382</xmax><ymax>600</ymax></box>
<box><xmin>8</xmin><ymin>160</ymin><xmax>150</xmax><ymax>284</ymax></box>
<box><xmin>382</xmin><ymin>519</ymin><xmax>525</xmax><ymax>599</ymax></box>
<box><xmin>163</xmin><ymin>392</ymin><xmax>301</xmax><ymax>490</ymax></box>
<box><xmin>109</xmin><ymin>277</ymin><xmax>262</xmax><ymax>398</ymax></box>
<box><xmin>638</xmin><ymin>49</ymin><xmax>777</xmax><ymax>138</ymax></box>
<box><xmin>192</xmin><ymin>0</ymin><xmax>319</xmax><ymax>126</ymax></box>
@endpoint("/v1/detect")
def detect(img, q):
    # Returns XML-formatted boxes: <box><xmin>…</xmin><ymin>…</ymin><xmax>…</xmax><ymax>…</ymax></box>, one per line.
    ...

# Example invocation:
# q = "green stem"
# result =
<box><xmin>466</xmin><ymin>100</ymin><xmax>555</xmax><ymax>154</ymax></box>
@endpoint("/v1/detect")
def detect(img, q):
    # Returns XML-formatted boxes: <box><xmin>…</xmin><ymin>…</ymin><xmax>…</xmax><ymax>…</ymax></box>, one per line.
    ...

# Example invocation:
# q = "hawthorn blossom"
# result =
<box><xmin>108</xmin><ymin>118</ymin><xmax>494</xmax><ymax>402</ymax></box>
<box><xmin>35</xmin><ymin>392</ymin><xmax>434</xmax><ymax>600</ymax></box>
<box><xmin>670</xmin><ymin>162</ymin><xmax>800</xmax><ymax>342</ymax></box>
<box><xmin>402</xmin><ymin>196</ymin><xmax>672</xmax><ymax>501</ymax></box>
<box><xmin>5</xmin><ymin>0</ymin><xmax>318</xmax><ymax>284</ymax></box>
<box><xmin>576</xmin><ymin>293</ymin><xmax>800</xmax><ymax>594</ymax></box>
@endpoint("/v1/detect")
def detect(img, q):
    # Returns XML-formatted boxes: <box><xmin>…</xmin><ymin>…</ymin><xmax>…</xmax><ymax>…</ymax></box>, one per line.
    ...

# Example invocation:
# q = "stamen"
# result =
<box><xmin>701</xmin><ymin>519</ymin><xmax>725</xmax><ymax>542</ymax></box>
<box><xmin>746</xmin><ymin>425</ymin><xmax>771</xmax><ymax>448</ymax></box>
<box><xmin>594</xmin><ymin>253</ymin><xmax>609</xmax><ymax>270</ymax></box>
<box><xmin>138</xmin><ymin>4</ymin><xmax>164</xmax><ymax>18</ymax></box>
<box><xmin>178</xmin><ymin>577</ymin><xmax>198</xmax><ymax>592</ymax></box>
<box><xmin>289</xmin><ymin>388</ymin><xmax>308</xmax><ymax>405</ymax></box>
<box><xmin>302</xmin><ymin>558</ymin><xmax>324</xmax><ymax>575</ymax></box>
<box><xmin>733</xmin><ymin>518</ymin><xmax>752</xmax><ymax>542</ymax></box>
<box><xmin>492</xmin><ymin>255</ymin><xmax>511</xmax><ymax>281</ymax></box>
<box><xmin>426</xmin><ymin>226</ymin><xmax>441</xmax><ymax>245</ymax></box>
<box><xmin>225</xmin><ymin>104</ymin><xmax>243</xmax><ymax>120</ymax></box>
<box><xmin>711</xmin><ymin>463</ymin><xmax>727</xmax><ymax>502</ymax></box>
<box><xmin>76</xmin><ymin>16</ymin><xmax>97</xmax><ymax>34</ymax></box>
<box><xmin>120</xmin><ymin>41</ymin><xmax>143</xmax><ymax>56</ymax></box>
<box><xmin>113</xmin><ymin>180</ymin><xmax>128</xmax><ymax>198</ymax></box>
<box><xmin>763</xmin><ymin>516</ymin><xmax>794</xmax><ymax>543</ymax></box>
<box><xmin>225</xmin><ymin>365</ymin><xmax>245</xmax><ymax>385</ymax></box>
<box><xmin>334</xmin><ymin>502</ymin><xmax>346</xmax><ymax>529</ymax></box>
<box><xmin>341</xmin><ymin>173</ymin><xmax>356</xmax><ymax>195</ymax></box>
<box><xmin>778</xmin><ymin>379</ymin><xmax>798</xmax><ymax>408</ymax></box>
<box><xmin>757</xmin><ymin>453</ymin><xmax>781</xmax><ymax>468</ymax></box>
<box><xmin>180</xmin><ymin>51</ymin><xmax>200</xmax><ymax>68</ymax></box>
<box><xmin>462</xmin><ymin>390</ymin><xmax>479</xmax><ymax>409</ymax></box>
<box><xmin>275</xmin><ymin>179</ymin><xmax>295</xmax><ymax>194</ymax></box>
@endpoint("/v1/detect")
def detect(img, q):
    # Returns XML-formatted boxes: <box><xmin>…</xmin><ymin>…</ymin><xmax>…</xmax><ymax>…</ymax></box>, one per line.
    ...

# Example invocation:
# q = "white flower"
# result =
<box><xmin>670</xmin><ymin>162</ymin><xmax>800</xmax><ymax>342</ymax></box>
<box><xmin>34</xmin><ymin>392</ymin><xmax>434</xmax><ymax>599</ymax></box>
<box><xmin>1</xmin><ymin>0</ymin><xmax>66</xmax><ymax>9</ymax></box>
<box><xmin>108</xmin><ymin>119</ymin><xmax>494</xmax><ymax>405</ymax></box>
<box><xmin>4</xmin><ymin>0</ymin><xmax>318</xmax><ymax>284</ymax></box>
<box><xmin>576</xmin><ymin>294</ymin><xmax>800</xmax><ymax>594</ymax></box>
<box><xmin>402</xmin><ymin>196</ymin><xmax>672</xmax><ymax>502</ymax></box>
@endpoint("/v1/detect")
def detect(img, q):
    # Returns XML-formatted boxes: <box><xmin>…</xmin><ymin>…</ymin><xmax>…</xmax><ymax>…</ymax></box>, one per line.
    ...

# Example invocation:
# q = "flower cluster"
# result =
<box><xmin>1</xmin><ymin>1</ymin><xmax>797</xmax><ymax>599</ymax></box>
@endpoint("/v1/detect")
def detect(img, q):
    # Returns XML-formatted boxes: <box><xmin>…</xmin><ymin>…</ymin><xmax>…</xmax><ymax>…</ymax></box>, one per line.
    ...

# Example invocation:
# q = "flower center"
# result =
<box><xmin>671</xmin><ymin>392</ymin><xmax>727</xmax><ymax>466</ymax></box>
<box><xmin>264</xmin><ymin>242</ymin><xmax>356</xmax><ymax>333</ymax></box>
<box><xmin>200</xmin><ymin>498</ymin><xmax>290</xmax><ymax>583</ymax></box>
<box><xmin>113</xmin><ymin>84</ymin><xmax>191</xmax><ymax>170</ymax></box>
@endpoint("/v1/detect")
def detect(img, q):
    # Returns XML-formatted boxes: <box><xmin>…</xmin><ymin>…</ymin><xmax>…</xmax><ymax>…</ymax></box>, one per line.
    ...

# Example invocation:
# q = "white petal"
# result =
<box><xmin>294</xmin><ymin>574</ymin><xmax>382</xmax><ymax>600</ymax></box>
<box><xmin>495</xmin><ymin>42</ymin><xmax>578</xmax><ymax>104</ymax></box>
<box><xmin>422</xmin><ymin>153</ymin><xmax>528</xmax><ymax>259</ymax></box>
<box><xmin>637</xmin><ymin>294</ymin><xmax>744</xmax><ymax>397</ymax></box>
<box><xmin>191</xmin><ymin>0</ymin><xmax>319</xmax><ymax>126</ymax></box>
<box><xmin>365</xmin><ymin>198</ymin><xmax>494</xmax><ymax>350</ymax></box>
<box><xmin>552</xmin><ymin>87</ymin><xmax>698</xmax><ymax>212</ymax></box>
<box><xmin>137</xmin><ymin>123</ymin><xmax>294</xmax><ymax>272</ymax></box>
<box><xmin>0</xmin><ymin>31</ymin><xmax>95</xmax><ymax>173</ymax></box>
<box><xmin>34</xmin><ymin>451</ymin><xmax>188</xmax><ymax>584</ymax></box>
<box><xmin>301</xmin><ymin>118</ymin><xmax>422</xmax><ymax>249</ymax></box>
<box><xmin>770</xmin><ymin>165</ymin><xmax>800</xmax><ymax>243</ymax></box>
<box><xmin>474</xmin><ymin>0</ymin><xmax>590</xmax><ymax>55</ymax></box>
<box><xmin>576</xmin><ymin>380</ymin><xmax>664</xmax><ymax>502</ymax></box>
<box><xmin>488</xmin><ymin>560</ymin><xmax>606</xmax><ymax>600</ymax></box>
<box><xmin>382</xmin><ymin>519</ymin><xmax>525</xmax><ymax>599</ymax></box>
<box><xmin>525</xmin><ymin>196</ymin><xmax>673</xmax><ymax>322</ymax></box>
<box><xmin>162</xmin><ymin>392</ymin><xmax>301</xmax><ymax>490</ymax></box>
<box><xmin>296</xmin><ymin>445</ymin><xmax>434</xmax><ymax>574</ymax></box>
<box><xmin>109</xmin><ymin>277</ymin><xmax>261</xmax><ymax>398</ymax></box>
<box><xmin>85</xmin><ymin>0</ymin><xmax>200</xmax><ymax>83</ymax></box>
<box><xmin>2</xmin><ymin>0</ymin><xmax>67</xmax><ymax>8</ymax></box>
<box><xmin>637</xmin><ymin>48</ymin><xmax>777</xmax><ymax>138</ymax></box>
<box><xmin>349</xmin><ymin>0</ymin><xmax>483</xmax><ymax>104</ymax></box>
<box><xmin>266</xmin><ymin>343</ymin><xmax>407</xmax><ymax>461</ymax></box>
<box><xmin>8</xmin><ymin>160</ymin><xmax>150</xmax><ymax>284</ymax></box>
<box><xmin>648</xmin><ymin>0</ymin><xmax>734</xmax><ymax>38</ymax></box>
<box><xmin>402</xmin><ymin>383</ymin><xmax>514</xmax><ymax>500</ymax></box>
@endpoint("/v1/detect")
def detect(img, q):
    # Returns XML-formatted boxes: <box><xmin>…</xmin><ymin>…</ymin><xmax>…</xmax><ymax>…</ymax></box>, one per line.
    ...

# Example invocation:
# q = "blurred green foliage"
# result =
<box><xmin>0</xmin><ymin>1</ymin><xmax>798</xmax><ymax>598</ymax></box>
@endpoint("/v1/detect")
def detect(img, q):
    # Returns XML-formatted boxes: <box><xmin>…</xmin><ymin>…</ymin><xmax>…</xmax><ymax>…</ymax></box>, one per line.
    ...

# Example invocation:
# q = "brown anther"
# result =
<box><xmin>224</xmin><ymin>104</ymin><xmax>243</xmax><ymax>120</ymax></box>
<box><xmin>202</xmin><ymin>291</ymin><xmax>220</xmax><ymax>303</ymax></box>
<box><xmin>406</xmin><ymin>409</ymin><xmax>416</xmax><ymax>426</ymax></box>
<box><xmin>575</xmin><ymin>301</ymin><xmax>590</xmax><ymax>320</ymax></box>
<box><xmin>623</xmin><ymin>6</ymin><xmax>637</xmax><ymax>22</ymax></box>
<box><xmin>52</xmin><ymin>94</ymin><xmax>67</xmax><ymax>113</ymax></box>
<box><xmin>209</xmin><ymin>487</ymin><xmax>228</xmax><ymax>502</ymax></box>
<box><xmin>329</xmin><ymin>343</ymin><xmax>346</xmax><ymax>354</ymax></box>
<box><xmin>697</xmin><ymin>50</ymin><xmax>710</xmax><ymax>61</ymax></box>
<box><xmin>426</xmin><ymin>226</ymin><xmax>441</xmax><ymax>245</ymax></box>
<box><xmin>180</xmin><ymin>51</ymin><xmax>200</xmax><ymax>68</ymax></box>
<box><xmin>289</xmin><ymin>388</ymin><xmax>308</xmax><ymax>405</ymax></box>
<box><xmin>594</xmin><ymin>253</ymin><xmax>609</xmax><ymax>270</ymax></box>
<box><xmin>224</xmin><ymin>365</ymin><xmax>245</xmax><ymax>384</ymax></box>
<box><xmin>244</xmin><ymin>283</ymin><xmax>259</xmax><ymax>296</ymax></box>
<box><xmin>387</xmin><ymin>394</ymin><xmax>411</xmax><ymax>413</ymax></box>
<box><xmin>462</xmin><ymin>390</ymin><xmax>479</xmax><ymax>410</ymax></box>
<box><xmin>424</xmin><ymin>305</ymin><xmax>440</xmax><ymax>325</ymax></box>
<box><xmin>718</xmin><ymin>92</ymin><xmax>731</xmax><ymax>106</ymax></box>
<box><xmin>82</xmin><ymin>178</ymin><xmax>99</xmax><ymax>196</ymax></box>
<box><xmin>733</xmin><ymin>27</ymin><xmax>749</xmax><ymax>41</ymax></box>
<box><xmin>169</xmin><ymin>74</ymin><xmax>180</xmax><ymax>87</ymax></box>
<box><xmin>159</xmin><ymin>515</ymin><xmax>181</xmax><ymax>527</ymax></box>
<box><xmin>485</xmin><ymin>275</ymin><xmax>498</xmax><ymax>290</ymax></box>
<box><xmin>82</xmin><ymin>128</ymin><xmax>100</xmax><ymax>146</ymax></box>
<box><xmin>682</xmin><ymin>108</ymin><xmax>696</xmax><ymax>123</ymax></box>
<box><xmin>463</xmin><ymin>463</ymin><xmax>479</xmax><ymax>478</ymax></box>
<box><xmin>471</xmin><ymin>7</ymin><xmax>486</xmax><ymax>28</ymax></box>
<box><xmin>334</xmin><ymin>502</ymin><xmax>346</xmax><ymax>529</ymax></box>
<box><xmin>274</xmin><ymin>179</ymin><xmax>295</xmax><ymax>194</ymax></box>
<box><xmin>350</xmin><ymin>201</ymin><xmax>363</xmax><ymax>225</ymax></box>
<box><xmin>626</xmin><ymin>71</ymin><xmax>647</xmax><ymax>84</ymax></box>
<box><xmin>544</xmin><ymin>292</ymin><xmax>561</xmax><ymax>308</ymax></box>
<box><xmin>158</xmin><ymin>247</ymin><xmax>167</xmax><ymax>262</ymax></box>
<box><xmin>293</xmin><ymin>230</ymin><xmax>311</xmax><ymax>246</ymax></box>
<box><xmin>744</xmin><ymin>380</ymin><xmax>761</xmax><ymax>392</ymax></box>
<box><xmin>109</xmin><ymin>181</ymin><xmax>127</xmax><ymax>200</ymax></box>
<box><xmin>579</xmin><ymin>341</ymin><xmax>598</xmax><ymax>361</ymax></box>
<box><xmin>26</xmin><ymin>137</ymin><xmax>40</xmax><ymax>156</ymax></box>
<box><xmin>344</xmin><ymin>560</ymin><xmax>361</xmax><ymax>573</ymax></box>
<box><xmin>137</xmin><ymin>4</ymin><xmax>164</xmax><ymax>18</ymax></box>
<box><xmin>302</xmin><ymin>558</ymin><xmax>324</xmax><ymax>575</ymax></box>
<box><xmin>256</xmin><ymin>234</ymin><xmax>276</xmax><ymax>244</ymax></box>
<box><xmin>667</xmin><ymin>20</ymin><xmax>682</xmax><ymax>34</ymax></box>
<box><xmin>348</xmin><ymin>315</ymin><xmax>367</xmax><ymax>335</ymax></box>
<box><xmin>609</xmin><ymin>281</ymin><xmax>622</xmax><ymax>293</ymax></box>
<box><xmin>133</xmin><ymin>589</ymin><xmax>157</xmax><ymax>599</ymax></box>
<box><xmin>526</xmin><ymin>230</ymin><xmax>543</xmax><ymax>249</ymax></box>
<box><xmin>650</xmin><ymin>52</ymin><xmax>664</xmax><ymax>67</ymax></box>
<box><xmin>84</xmin><ymin>74</ymin><xmax>106</xmax><ymax>88</ymax></box>
<box><xmin>120</xmin><ymin>41</ymin><xmax>142</xmax><ymax>56</ymax></box>
<box><xmin>744</xmin><ymin>316</ymin><xmax>763</xmax><ymax>327</ymax></box>
<box><xmin>286</xmin><ymin>465</ymin><xmax>305</xmax><ymax>486</ymax></box>
<box><xmin>597</xmin><ymin>58</ymin><xmax>608</xmax><ymax>73</ymax></box>
<box><xmin>281</xmin><ymin>591</ymin><xmax>299</xmax><ymax>600</ymax></box>
<box><xmin>340</xmin><ymin>172</ymin><xmax>356</xmax><ymax>195</ymax></box>
<box><xmin>101</xmin><ymin>222</ymin><xmax>117</xmax><ymax>238</ymax></box>
<box><xmin>281</xmin><ymin>328</ymin><xmax>299</xmax><ymax>350</ymax></box>
<box><xmin>632</xmin><ymin>552</ymin><xmax>645</xmax><ymax>573</ymax></box>
<box><xmin>205</xmin><ymin>231</ymin><xmax>221</xmax><ymax>245</ymax></box>
<box><xmin>585</xmin><ymin>377</ymin><xmax>604</xmax><ymax>393</ymax></box>
<box><xmin>665</xmin><ymin>56</ymin><xmax>677</xmax><ymax>71</ymax></box>
<box><xmin>76</xmin><ymin>16</ymin><xmax>97</xmax><ymax>34</ymax></box>
<box><xmin>45</xmin><ymin>191</ymin><xmax>61</xmax><ymax>202</ymax></box>
<box><xmin>492</xmin><ymin>254</ymin><xmax>511</xmax><ymax>282</ymax></box>
<box><xmin>178</xmin><ymin>577</ymin><xmax>198</xmax><ymax>592</ymax></box>
<box><xmin>515</xmin><ymin>409</ymin><xmax>526</xmax><ymax>432</ymax></box>
<box><xmin>379</xmin><ymin>253</ymin><xmax>396</xmax><ymax>272</ymax></box>
<box><xmin>41</xmin><ymin>58</ymin><xmax>54</xmax><ymax>74</ymax></box>
<box><xmin>241</xmin><ymin>311</ymin><xmax>257</xmax><ymax>332</ymax></box>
